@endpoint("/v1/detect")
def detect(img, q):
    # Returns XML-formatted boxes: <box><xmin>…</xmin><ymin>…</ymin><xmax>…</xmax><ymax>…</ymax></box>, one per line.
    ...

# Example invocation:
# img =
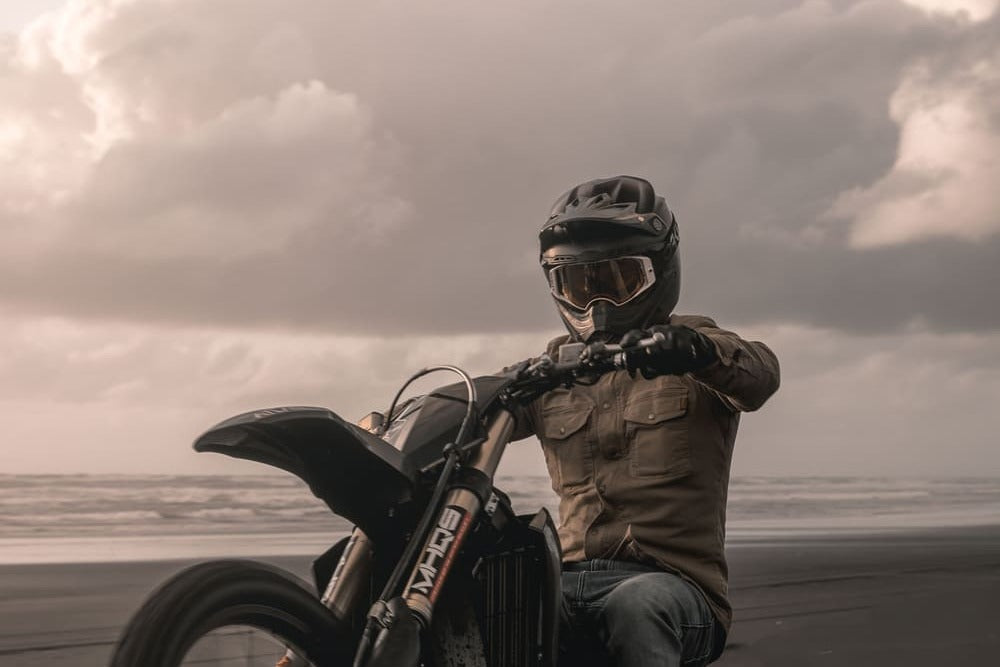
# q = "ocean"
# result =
<box><xmin>1</xmin><ymin>474</ymin><xmax>998</xmax><ymax>564</ymax></box>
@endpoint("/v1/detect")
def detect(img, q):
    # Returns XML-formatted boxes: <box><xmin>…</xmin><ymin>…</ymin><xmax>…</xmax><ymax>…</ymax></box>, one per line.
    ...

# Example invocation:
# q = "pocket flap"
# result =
<box><xmin>541</xmin><ymin>404</ymin><xmax>592</xmax><ymax>440</ymax></box>
<box><xmin>624</xmin><ymin>389</ymin><xmax>688</xmax><ymax>425</ymax></box>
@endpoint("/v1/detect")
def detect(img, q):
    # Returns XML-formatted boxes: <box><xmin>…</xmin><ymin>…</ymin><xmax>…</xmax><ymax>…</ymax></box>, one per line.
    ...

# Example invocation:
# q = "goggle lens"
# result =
<box><xmin>549</xmin><ymin>256</ymin><xmax>655</xmax><ymax>310</ymax></box>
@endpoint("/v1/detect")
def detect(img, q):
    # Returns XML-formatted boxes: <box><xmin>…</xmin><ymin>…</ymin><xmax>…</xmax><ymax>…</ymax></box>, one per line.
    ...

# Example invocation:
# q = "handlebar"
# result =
<box><xmin>503</xmin><ymin>332</ymin><xmax>666</xmax><ymax>403</ymax></box>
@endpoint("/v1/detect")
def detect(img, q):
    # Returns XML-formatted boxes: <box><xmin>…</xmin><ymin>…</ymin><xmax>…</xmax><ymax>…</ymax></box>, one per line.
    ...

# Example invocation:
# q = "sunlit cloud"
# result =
<box><xmin>899</xmin><ymin>0</ymin><xmax>998</xmax><ymax>22</ymax></box>
<box><xmin>830</xmin><ymin>35</ymin><xmax>999</xmax><ymax>247</ymax></box>
<box><xmin>1</xmin><ymin>0</ymin><xmax>410</xmax><ymax>265</ymax></box>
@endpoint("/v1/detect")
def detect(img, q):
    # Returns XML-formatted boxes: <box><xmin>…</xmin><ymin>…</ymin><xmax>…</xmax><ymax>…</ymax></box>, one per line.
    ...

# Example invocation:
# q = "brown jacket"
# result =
<box><xmin>512</xmin><ymin>314</ymin><xmax>780</xmax><ymax>631</ymax></box>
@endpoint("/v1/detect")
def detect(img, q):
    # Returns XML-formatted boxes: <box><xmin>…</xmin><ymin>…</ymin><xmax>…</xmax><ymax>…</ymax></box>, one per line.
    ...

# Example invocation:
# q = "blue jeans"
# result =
<box><xmin>558</xmin><ymin>559</ymin><xmax>723</xmax><ymax>667</ymax></box>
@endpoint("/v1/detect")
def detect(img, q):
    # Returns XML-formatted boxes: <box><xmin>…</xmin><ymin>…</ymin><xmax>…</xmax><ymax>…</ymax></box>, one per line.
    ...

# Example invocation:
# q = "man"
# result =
<box><xmin>512</xmin><ymin>176</ymin><xmax>780</xmax><ymax>666</ymax></box>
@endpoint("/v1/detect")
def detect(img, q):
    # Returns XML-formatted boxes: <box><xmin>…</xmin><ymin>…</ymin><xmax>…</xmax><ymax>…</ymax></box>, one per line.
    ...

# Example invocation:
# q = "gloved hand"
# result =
<box><xmin>497</xmin><ymin>358</ymin><xmax>534</xmax><ymax>378</ymax></box>
<box><xmin>619</xmin><ymin>325</ymin><xmax>718</xmax><ymax>378</ymax></box>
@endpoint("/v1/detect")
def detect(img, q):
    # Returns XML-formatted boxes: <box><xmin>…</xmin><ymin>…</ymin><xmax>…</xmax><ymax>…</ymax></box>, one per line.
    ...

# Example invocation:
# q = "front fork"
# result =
<box><xmin>402</xmin><ymin>410</ymin><xmax>514</xmax><ymax>626</ymax></box>
<box><xmin>281</xmin><ymin>410</ymin><xmax>515</xmax><ymax>666</ymax></box>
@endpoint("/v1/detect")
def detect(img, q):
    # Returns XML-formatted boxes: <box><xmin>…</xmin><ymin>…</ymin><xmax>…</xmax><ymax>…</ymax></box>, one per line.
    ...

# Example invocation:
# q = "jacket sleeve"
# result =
<box><xmin>507</xmin><ymin>401</ymin><xmax>537</xmax><ymax>442</ymax></box>
<box><xmin>497</xmin><ymin>335</ymin><xmax>570</xmax><ymax>441</ymax></box>
<box><xmin>677</xmin><ymin>315</ymin><xmax>780</xmax><ymax>412</ymax></box>
<box><xmin>491</xmin><ymin>367</ymin><xmax>539</xmax><ymax>443</ymax></box>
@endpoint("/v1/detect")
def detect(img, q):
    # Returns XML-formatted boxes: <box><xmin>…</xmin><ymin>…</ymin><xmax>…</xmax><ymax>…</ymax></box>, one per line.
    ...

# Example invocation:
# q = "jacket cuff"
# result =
<box><xmin>691</xmin><ymin>333</ymin><xmax>755</xmax><ymax>386</ymax></box>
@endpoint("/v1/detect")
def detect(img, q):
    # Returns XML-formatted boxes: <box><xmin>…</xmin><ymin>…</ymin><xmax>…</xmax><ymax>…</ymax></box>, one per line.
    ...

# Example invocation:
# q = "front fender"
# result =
<box><xmin>194</xmin><ymin>406</ymin><xmax>414</xmax><ymax>542</ymax></box>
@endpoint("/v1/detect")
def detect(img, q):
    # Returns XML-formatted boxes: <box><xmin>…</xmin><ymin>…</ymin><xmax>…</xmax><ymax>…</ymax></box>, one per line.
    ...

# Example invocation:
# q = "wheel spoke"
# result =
<box><xmin>181</xmin><ymin>625</ymin><xmax>312</xmax><ymax>666</ymax></box>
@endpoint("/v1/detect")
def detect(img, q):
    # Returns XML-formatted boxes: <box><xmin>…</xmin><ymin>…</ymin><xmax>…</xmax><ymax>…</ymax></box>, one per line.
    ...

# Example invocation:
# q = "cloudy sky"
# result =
<box><xmin>2</xmin><ymin>0</ymin><xmax>998</xmax><ymax>477</ymax></box>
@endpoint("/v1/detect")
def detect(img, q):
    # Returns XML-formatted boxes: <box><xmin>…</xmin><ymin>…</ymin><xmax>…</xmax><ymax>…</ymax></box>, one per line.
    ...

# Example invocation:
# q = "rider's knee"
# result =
<box><xmin>601</xmin><ymin>572</ymin><xmax>689</xmax><ymax>636</ymax></box>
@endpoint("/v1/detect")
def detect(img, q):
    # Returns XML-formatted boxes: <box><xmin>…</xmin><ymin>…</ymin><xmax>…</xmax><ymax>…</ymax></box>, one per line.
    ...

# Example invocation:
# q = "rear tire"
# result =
<box><xmin>110</xmin><ymin>559</ymin><xmax>354</xmax><ymax>667</ymax></box>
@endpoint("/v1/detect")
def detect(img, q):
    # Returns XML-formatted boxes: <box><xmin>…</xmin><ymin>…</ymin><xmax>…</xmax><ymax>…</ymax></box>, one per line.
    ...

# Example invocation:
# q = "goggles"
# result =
<box><xmin>547</xmin><ymin>255</ymin><xmax>656</xmax><ymax>310</ymax></box>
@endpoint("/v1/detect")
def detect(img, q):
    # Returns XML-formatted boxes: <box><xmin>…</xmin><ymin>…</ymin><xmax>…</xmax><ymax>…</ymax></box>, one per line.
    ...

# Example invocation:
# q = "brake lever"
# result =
<box><xmin>524</xmin><ymin>355</ymin><xmax>554</xmax><ymax>376</ymax></box>
<box><xmin>575</xmin><ymin>332</ymin><xmax>667</xmax><ymax>373</ymax></box>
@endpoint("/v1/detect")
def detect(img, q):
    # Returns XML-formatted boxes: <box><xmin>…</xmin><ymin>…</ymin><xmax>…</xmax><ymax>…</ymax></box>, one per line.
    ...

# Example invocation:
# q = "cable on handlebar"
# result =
<box><xmin>383</xmin><ymin>364</ymin><xmax>479</xmax><ymax>448</ymax></box>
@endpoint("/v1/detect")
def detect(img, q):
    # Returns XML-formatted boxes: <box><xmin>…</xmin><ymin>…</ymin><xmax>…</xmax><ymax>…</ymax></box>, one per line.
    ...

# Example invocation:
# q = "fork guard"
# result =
<box><xmin>193</xmin><ymin>406</ymin><xmax>415</xmax><ymax>544</ymax></box>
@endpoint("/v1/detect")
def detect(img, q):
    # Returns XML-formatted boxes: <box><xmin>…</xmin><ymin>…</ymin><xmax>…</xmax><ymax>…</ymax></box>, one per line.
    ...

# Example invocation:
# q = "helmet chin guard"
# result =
<box><xmin>540</xmin><ymin>176</ymin><xmax>681</xmax><ymax>341</ymax></box>
<box><xmin>560</xmin><ymin>300</ymin><xmax>646</xmax><ymax>343</ymax></box>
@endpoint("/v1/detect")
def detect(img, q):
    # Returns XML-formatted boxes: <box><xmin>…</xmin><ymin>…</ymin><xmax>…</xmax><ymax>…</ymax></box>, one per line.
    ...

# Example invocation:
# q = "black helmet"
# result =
<box><xmin>540</xmin><ymin>175</ymin><xmax>680</xmax><ymax>341</ymax></box>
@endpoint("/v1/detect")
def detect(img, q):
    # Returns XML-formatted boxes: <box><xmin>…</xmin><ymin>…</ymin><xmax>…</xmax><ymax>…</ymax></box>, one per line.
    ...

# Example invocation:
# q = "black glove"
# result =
<box><xmin>620</xmin><ymin>325</ymin><xmax>718</xmax><ymax>378</ymax></box>
<box><xmin>498</xmin><ymin>358</ymin><xmax>533</xmax><ymax>378</ymax></box>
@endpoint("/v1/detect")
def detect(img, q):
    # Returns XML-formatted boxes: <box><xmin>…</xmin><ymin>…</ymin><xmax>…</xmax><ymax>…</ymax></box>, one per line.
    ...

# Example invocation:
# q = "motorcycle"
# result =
<box><xmin>109</xmin><ymin>334</ymin><xmax>664</xmax><ymax>667</ymax></box>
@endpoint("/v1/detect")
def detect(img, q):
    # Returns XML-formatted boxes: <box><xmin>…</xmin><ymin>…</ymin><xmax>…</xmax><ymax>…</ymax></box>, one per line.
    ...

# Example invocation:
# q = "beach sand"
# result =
<box><xmin>1</xmin><ymin>525</ymin><xmax>998</xmax><ymax>666</ymax></box>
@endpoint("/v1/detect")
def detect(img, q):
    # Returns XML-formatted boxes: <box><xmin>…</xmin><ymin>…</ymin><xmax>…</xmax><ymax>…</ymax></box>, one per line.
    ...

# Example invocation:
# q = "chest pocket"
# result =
<box><xmin>624</xmin><ymin>387</ymin><xmax>691</xmax><ymax>480</ymax></box>
<box><xmin>538</xmin><ymin>393</ymin><xmax>594</xmax><ymax>489</ymax></box>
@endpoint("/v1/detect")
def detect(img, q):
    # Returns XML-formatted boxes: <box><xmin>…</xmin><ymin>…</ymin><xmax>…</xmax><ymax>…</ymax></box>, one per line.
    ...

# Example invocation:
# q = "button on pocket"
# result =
<box><xmin>623</xmin><ymin>387</ymin><xmax>690</xmax><ymax>479</ymax></box>
<box><xmin>539</xmin><ymin>394</ymin><xmax>594</xmax><ymax>489</ymax></box>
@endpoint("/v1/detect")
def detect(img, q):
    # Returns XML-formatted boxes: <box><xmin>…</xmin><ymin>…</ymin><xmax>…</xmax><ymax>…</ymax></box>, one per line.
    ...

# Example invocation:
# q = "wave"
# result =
<box><xmin>2</xmin><ymin>474</ymin><xmax>998</xmax><ymax>542</ymax></box>
<box><xmin>5</xmin><ymin>510</ymin><xmax>164</xmax><ymax>525</ymax></box>
<box><xmin>728</xmin><ymin>490</ymin><xmax>933</xmax><ymax>502</ymax></box>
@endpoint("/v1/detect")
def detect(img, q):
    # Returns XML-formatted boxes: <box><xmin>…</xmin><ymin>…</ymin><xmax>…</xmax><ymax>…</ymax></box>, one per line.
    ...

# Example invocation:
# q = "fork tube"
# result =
<box><xmin>321</xmin><ymin>528</ymin><xmax>372</xmax><ymax>625</ymax></box>
<box><xmin>275</xmin><ymin>529</ymin><xmax>372</xmax><ymax>667</ymax></box>
<box><xmin>402</xmin><ymin>410</ymin><xmax>515</xmax><ymax>625</ymax></box>
<box><xmin>463</xmin><ymin>409</ymin><xmax>515</xmax><ymax>477</ymax></box>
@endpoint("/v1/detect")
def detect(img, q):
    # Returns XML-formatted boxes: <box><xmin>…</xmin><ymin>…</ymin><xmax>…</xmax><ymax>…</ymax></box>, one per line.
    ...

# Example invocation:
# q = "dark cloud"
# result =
<box><xmin>0</xmin><ymin>0</ymin><xmax>997</xmax><ymax>336</ymax></box>
<box><xmin>683</xmin><ymin>234</ymin><xmax>1000</xmax><ymax>333</ymax></box>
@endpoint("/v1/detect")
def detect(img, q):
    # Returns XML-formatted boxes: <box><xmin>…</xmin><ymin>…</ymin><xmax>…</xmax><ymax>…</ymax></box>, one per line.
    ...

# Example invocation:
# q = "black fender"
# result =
<box><xmin>194</xmin><ymin>406</ymin><xmax>414</xmax><ymax>544</ymax></box>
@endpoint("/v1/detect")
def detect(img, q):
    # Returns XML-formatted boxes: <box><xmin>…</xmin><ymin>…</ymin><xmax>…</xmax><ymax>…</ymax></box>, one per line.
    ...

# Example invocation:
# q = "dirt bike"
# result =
<box><xmin>109</xmin><ymin>335</ymin><xmax>665</xmax><ymax>667</ymax></box>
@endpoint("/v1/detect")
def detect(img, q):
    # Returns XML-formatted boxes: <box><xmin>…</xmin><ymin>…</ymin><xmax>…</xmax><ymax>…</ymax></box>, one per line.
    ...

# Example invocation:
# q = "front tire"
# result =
<box><xmin>110</xmin><ymin>559</ymin><xmax>354</xmax><ymax>667</ymax></box>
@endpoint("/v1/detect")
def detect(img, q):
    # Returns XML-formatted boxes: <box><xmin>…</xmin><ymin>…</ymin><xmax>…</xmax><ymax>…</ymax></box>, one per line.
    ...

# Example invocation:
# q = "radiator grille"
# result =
<box><xmin>476</xmin><ymin>547</ymin><xmax>543</xmax><ymax>667</ymax></box>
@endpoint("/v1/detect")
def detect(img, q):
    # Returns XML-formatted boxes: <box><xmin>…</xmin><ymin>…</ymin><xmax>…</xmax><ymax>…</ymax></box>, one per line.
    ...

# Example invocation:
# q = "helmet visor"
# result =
<box><xmin>548</xmin><ymin>255</ymin><xmax>656</xmax><ymax>310</ymax></box>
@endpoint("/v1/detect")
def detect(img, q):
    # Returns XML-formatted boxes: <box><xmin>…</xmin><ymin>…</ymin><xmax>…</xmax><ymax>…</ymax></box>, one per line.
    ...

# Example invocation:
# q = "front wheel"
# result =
<box><xmin>110</xmin><ymin>559</ymin><xmax>355</xmax><ymax>667</ymax></box>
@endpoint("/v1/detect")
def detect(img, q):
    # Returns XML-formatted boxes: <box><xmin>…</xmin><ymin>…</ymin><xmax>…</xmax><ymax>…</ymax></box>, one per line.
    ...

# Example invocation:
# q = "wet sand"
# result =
<box><xmin>717</xmin><ymin>525</ymin><xmax>1000</xmax><ymax>665</ymax></box>
<box><xmin>1</xmin><ymin>526</ymin><xmax>998</xmax><ymax>665</ymax></box>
